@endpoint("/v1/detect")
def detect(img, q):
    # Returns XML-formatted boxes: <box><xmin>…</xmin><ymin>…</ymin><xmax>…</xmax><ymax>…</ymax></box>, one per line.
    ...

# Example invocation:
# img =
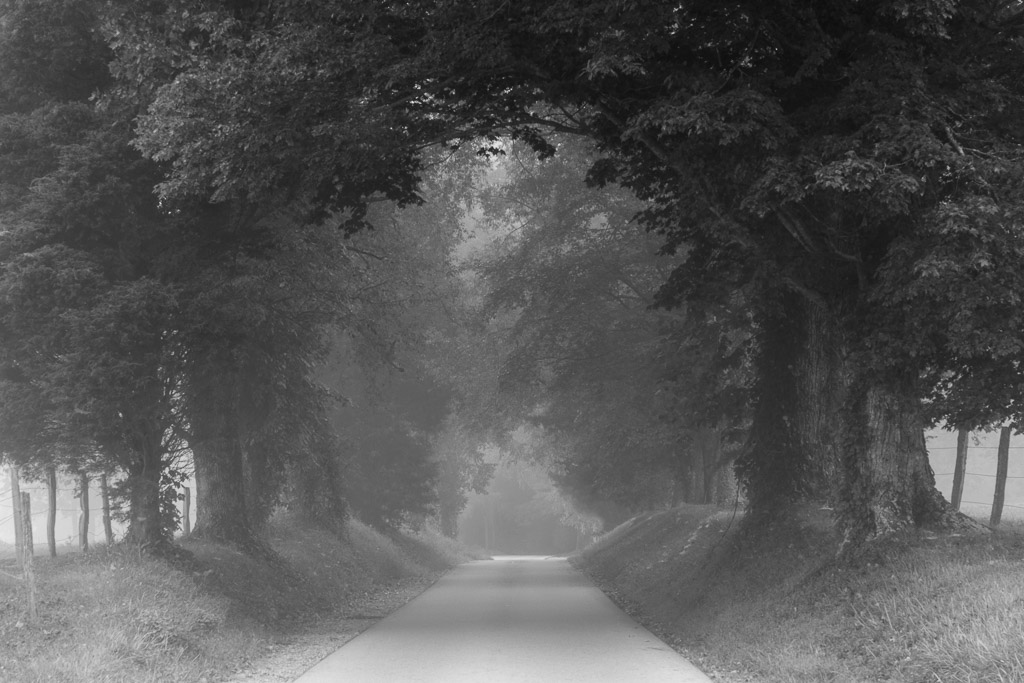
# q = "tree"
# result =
<box><xmin>432</xmin><ymin>419</ymin><xmax>494</xmax><ymax>538</ymax></box>
<box><xmin>0</xmin><ymin>0</ymin><xmax>187</xmax><ymax>549</ymax></box>
<box><xmin>990</xmin><ymin>426</ymin><xmax>1011</xmax><ymax>527</ymax></box>
<box><xmin>468</xmin><ymin>138</ymin><xmax>745</xmax><ymax>517</ymax></box>
<box><xmin>119</xmin><ymin>0</ymin><xmax>1024</xmax><ymax>550</ymax></box>
<box><xmin>312</xmin><ymin>193</ymin><xmax>467</xmax><ymax>532</ymax></box>
<box><xmin>1</xmin><ymin>0</ymin><xmax>363</xmax><ymax>552</ymax></box>
<box><xmin>410</xmin><ymin>0</ymin><xmax>1024</xmax><ymax>546</ymax></box>
<box><xmin>174</xmin><ymin>207</ymin><xmax>355</xmax><ymax>545</ymax></box>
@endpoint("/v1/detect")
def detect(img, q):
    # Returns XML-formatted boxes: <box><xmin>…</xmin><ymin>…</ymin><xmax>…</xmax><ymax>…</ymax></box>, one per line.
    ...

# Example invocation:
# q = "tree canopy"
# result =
<box><xmin>3</xmin><ymin>0</ymin><xmax>1024</xmax><ymax>553</ymax></box>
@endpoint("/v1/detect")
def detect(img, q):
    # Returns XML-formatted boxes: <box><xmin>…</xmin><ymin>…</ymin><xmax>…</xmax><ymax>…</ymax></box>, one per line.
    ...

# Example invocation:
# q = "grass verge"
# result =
<box><xmin>573</xmin><ymin>505</ymin><xmax>1024</xmax><ymax>682</ymax></box>
<box><xmin>0</xmin><ymin>514</ymin><xmax>481</xmax><ymax>682</ymax></box>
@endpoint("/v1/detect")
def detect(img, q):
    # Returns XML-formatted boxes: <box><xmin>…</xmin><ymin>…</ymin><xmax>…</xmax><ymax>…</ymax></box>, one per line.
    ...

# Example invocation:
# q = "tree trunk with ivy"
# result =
<box><xmin>122</xmin><ymin>423</ymin><xmax>167</xmax><ymax>550</ymax></box>
<box><xmin>691</xmin><ymin>427</ymin><xmax>724</xmax><ymax>505</ymax></box>
<box><xmin>793</xmin><ymin>299</ymin><xmax>845</xmax><ymax>502</ymax></box>
<box><xmin>741</xmin><ymin>290</ymin><xmax>957</xmax><ymax>551</ymax></box>
<box><xmin>189</xmin><ymin>366</ymin><xmax>255</xmax><ymax>547</ymax></box>
<box><xmin>735</xmin><ymin>292</ymin><xmax>806</xmax><ymax>515</ymax></box>
<box><xmin>285</xmin><ymin>422</ymin><xmax>347</xmax><ymax>533</ymax></box>
<box><xmin>242</xmin><ymin>443</ymin><xmax>276</xmax><ymax>536</ymax></box>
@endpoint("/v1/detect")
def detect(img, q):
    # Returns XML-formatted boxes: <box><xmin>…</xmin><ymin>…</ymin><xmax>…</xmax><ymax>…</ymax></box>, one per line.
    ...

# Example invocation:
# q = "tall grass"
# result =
<box><xmin>855</xmin><ymin>551</ymin><xmax>1024</xmax><ymax>682</ymax></box>
<box><xmin>577</xmin><ymin>505</ymin><xmax>1024</xmax><ymax>683</ymax></box>
<box><xmin>0</xmin><ymin>545</ymin><xmax>246</xmax><ymax>682</ymax></box>
<box><xmin>0</xmin><ymin>514</ymin><xmax>477</xmax><ymax>682</ymax></box>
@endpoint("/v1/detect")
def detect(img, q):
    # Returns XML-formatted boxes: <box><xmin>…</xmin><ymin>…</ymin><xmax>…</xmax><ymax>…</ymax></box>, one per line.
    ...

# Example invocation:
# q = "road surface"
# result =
<box><xmin>293</xmin><ymin>555</ymin><xmax>711</xmax><ymax>682</ymax></box>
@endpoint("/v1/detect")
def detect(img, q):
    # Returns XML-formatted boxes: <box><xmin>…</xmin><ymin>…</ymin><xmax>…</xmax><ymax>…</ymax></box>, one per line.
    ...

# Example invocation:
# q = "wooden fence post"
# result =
<box><xmin>951</xmin><ymin>429</ymin><xmax>969</xmax><ymax>511</ymax></box>
<box><xmin>182</xmin><ymin>486</ymin><xmax>191</xmax><ymax>538</ymax></box>
<box><xmin>20</xmin><ymin>492</ymin><xmax>37</xmax><ymax>620</ymax></box>
<box><xmin>100</xmin><ymin>474</ymin><xmax>113</xmax><ymax>545</ymax></box>
<box><xmin>990</xmin><ymin>426</ymin><xmax>1011</xmax><ymax>527</ymax></box>
<box><xmin>79</xmin><ymin>472</ymin><xmax>90</xmax><ymax>552</ymax></box>
<box><xmin>46</xmin><ymin>465</ymin><xmax>57</xmax><ymax>558</ymax></box>
<box><xmin>10</xmin><ymin>466</ymin><xmax>23</xmax><ymax>566</ymax></box>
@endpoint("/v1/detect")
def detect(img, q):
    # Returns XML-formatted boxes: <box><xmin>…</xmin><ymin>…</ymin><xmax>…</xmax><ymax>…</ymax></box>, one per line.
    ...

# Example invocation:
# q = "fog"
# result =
<box><xmin>457</xmin><ymin>462</ymin><xmax>596</xmax><ymax>556</ymax></box>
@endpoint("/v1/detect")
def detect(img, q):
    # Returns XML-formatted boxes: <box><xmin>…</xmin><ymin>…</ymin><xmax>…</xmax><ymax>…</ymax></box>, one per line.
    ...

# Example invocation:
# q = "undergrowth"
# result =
<box><xmin>575</xmin><ymin>505</ymin><xmax>1024</xmax><ymax>683</ymax></box>
<box><xmin>0</xmin><ymin>514</ymin><xmax>477</xmax><ymax>682</ymax></box>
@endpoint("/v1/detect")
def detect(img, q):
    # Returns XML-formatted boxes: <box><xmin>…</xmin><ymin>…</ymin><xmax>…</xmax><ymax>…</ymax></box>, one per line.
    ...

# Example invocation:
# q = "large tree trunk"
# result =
<box><xmin>691</xmin><ymin>428</ymin><xmax>723</xmax><ymax>504</ymax></box>
<box><xmin>191</xmin><ymin>436</ymin><xmax>251</xmax><ymax>544</ymax></box>
<box><xmin>792</xmin><ymin>300</ymin><xmax>844</xmax><ymax>501</ymax></box>
<box><xmin>123</xmin><ymin>428</ymin><xmax>166</xmax><ymax>550</ymax></box>
<box><xmin>287</xmin><ymin>435</ymin><xmax>347</xmax><ymax>532</ymax></box>
<box><xmin>735</xmin><ymin>291</ymin><xmax>811</xmax><ymax>514</ymax></box>
<box><xmin>837</xmin><ymin>379</ymin><xmax>951</xmax><ymax>552</ymax></box>
<box><xmin>739</xmin><ymin>289</ymin><xmax>958</xmax><ymax>552</ymax></box>
<box><xmin>189</xmin><ymin>367</ymin><xmax>255</xmax><ymax>547</ymax></box>
<box><xmin>242</xmin><ymin>442</ymin><xmax>279</xmax><ymax>534</ymax></box>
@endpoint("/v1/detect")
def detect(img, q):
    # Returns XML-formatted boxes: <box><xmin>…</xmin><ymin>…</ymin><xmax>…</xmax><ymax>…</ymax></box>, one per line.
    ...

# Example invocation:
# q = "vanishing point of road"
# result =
<box><xmin>293</xmin><ymin>555</ymin><xmax>712</xmax><ymax>683</ymax></box>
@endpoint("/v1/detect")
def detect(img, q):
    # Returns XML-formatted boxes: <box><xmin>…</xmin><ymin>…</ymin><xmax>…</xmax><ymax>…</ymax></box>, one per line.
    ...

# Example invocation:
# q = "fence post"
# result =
<box><xmin>950</xmin><ymin>429</ymin><xmax>969</xmax><ymax>511</ymax></box>
<box><xmin>10</xmin><ymin>466</ymin><xmax>23</xmax><ymax>566</ymax></box>
<box><xmin>100</xmin><ymin>474</ymin><xmax>113</xmax><ymax>545</ymax></box>
<box><xmin>46</xmin><ymin>465</ymin><xmax>57</xmax><ymax>558</ymax></box>
<box><xmin>990</xmin><ymin>426</ymin><xmax>1011</xmax><ymax>527</ymax></box>
<box><xmin>79</xmin><ymin>472</ymin><xmax>90</xmax><ymax>552</ymax></box>
<box><xmin>20</xmin><ymin>492</ymin><xmax>37</xmax><ymax>620</ymax></box>
<box><xmin>182</xmin><ymin>486</ymin><xmax>191</xmax><ymax>538</ymax></box>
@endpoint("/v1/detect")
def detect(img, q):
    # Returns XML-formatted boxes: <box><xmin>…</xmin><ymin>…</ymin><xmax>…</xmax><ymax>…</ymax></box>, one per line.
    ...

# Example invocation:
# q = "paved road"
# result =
<box><xmin>293</xmin><ymin>555</ymin><xmax>711</xmax><ymax>683</ymax></box>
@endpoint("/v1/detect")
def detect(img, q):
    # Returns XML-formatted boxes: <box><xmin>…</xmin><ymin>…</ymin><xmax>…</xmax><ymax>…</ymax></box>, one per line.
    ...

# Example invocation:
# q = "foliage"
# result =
<box><xmin>0</xmin><ymin>0</ymin><xmax>186</xmax><ymax>544</ymax></box>
<box><xmin>468</xmin><ymin>138</ymin><xmax>746</xmax><ymax>516</ymax></box>
<box><xmin>312</xmin><ymin>158</ymin><xmax>485</xmax><ymax>533</ymax></box>
<box><xmin>6</xmin><ymin>0</ymin><xmax>1024</xmax><ymax>550</ymax></box>
<box><xmin>432</xmin><ymin>418</ymin><xmax>494</xmax><ymax>537</ymax></box>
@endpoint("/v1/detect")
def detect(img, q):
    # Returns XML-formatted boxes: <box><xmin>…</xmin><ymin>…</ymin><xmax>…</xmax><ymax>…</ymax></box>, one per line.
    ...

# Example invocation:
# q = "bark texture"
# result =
<box><xmin>838</xmin><ymin>382</ymin><xmax>949</xmax><ymax>551</ymax></box>
<box><xmin>288</xmin><ymin>445</ymin><xmax>347</xmax><ymax>533</ymax></box>
<box><xmin>990</xmin><ymin>426</ymin><xmax>1011</xmax><ymax>527</ymax></box>
<box><xmin>123</xmin><ymin>422</ymin><xmax>169</xmax><ymax>549</ymax></box>
<box><xmin>735</xmin><ymin>291</ymin><xmax>806</xmax><ymax>513</ymax></box>
<box><xmin>190</xmin><ymin>385</ymin><xmax>253</xmax><ymax>545</ymax></box>
<box><xmin>740</xmin><ymin>291</ymin><xmax>958</xmax><ymax>552</ymax></box>
<box><xmin>792</xmin><ymin>300</ymin><xmax>844</xmax><ymax>501</ymax></box>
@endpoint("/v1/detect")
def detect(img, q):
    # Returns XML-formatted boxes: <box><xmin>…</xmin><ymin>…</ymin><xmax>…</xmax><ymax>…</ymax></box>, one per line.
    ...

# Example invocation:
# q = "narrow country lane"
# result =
<box><xmin>292</xmin><ymin>556</ymin><xmax>711</xmax><ymax>683</ymax></box>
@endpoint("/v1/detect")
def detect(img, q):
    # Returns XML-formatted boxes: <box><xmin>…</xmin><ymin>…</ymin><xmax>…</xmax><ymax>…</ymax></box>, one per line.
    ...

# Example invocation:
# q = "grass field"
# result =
<box><xmin>574</xmin><ymin>505</ymin><xmax>1024</xmax><ymax>682</ymax></box>
<box><xmin>0</xmin><ymin>515</ymin><xmax>482</xmax><ymax>682</ymax></box>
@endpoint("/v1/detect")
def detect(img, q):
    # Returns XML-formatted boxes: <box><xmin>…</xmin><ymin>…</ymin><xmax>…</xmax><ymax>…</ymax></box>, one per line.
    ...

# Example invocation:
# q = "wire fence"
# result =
<box><xmin>959</xmin><ymin>501</ymin><xmax>1024</xmax><ymax>510</ymax></box>
<box><xmin>927</xmin><ymin>445</ymin><xmax>1024</xmax><ymax>450</ymax></box>
<box><xmin>2</xmin><ymin>474</ymin><xmax>194</xmax><ymax>551</ymax></box>
<box><xmin>933</xmin><ymin>471</ymin><xmax>1024</xmax><ymax>479</ymax></box>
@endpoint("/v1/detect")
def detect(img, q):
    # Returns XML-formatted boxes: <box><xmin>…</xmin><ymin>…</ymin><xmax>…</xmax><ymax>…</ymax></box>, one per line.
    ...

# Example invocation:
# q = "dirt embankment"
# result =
<box><xmin>573</xmin><ymin>504</ymin><xmax>1024</xmax><ymax>682</ymax></box>
<box><xmin>0</xmin><ymin>515</ymin><xmax>484</xmax><ymax>682</ymax></box>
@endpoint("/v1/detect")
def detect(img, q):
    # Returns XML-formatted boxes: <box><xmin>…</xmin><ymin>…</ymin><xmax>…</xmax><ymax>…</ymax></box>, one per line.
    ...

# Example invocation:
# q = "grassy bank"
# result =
<box><xmin>0</xmin><ymin>515</ymin><xmax>483</xmax><ymax>682</ymax></box>
<box><xmin>574</xmin><ymin>504</ymin><xmax>1024</xmax><ymax>682</ymax></box>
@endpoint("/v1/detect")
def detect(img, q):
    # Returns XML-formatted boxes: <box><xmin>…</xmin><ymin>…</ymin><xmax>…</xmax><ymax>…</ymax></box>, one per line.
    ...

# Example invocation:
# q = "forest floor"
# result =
<box><xmin>573</xmin><ymin>503</ymin><xmax>1024</xmax><ymax>682</ymax></box>
<box><xmin>0</xmin><ymin>514</ymin><xmax>485</xmax><ymax>682</ymax></box>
